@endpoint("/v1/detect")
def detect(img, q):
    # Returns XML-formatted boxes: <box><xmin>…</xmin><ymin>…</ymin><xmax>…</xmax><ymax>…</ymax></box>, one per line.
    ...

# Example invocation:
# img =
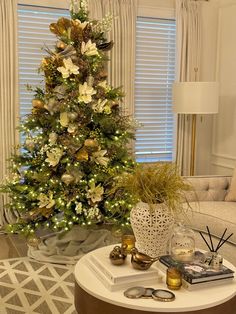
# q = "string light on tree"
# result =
<box><xmin>0</xmin><ymin>0</ymin><xmax>137</xmax><ymax>240</ymax></box>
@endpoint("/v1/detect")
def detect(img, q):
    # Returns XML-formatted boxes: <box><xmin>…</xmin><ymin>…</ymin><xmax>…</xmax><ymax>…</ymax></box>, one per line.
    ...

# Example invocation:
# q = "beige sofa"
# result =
<box><xmin>184</xmin><ymin>176</ymin><xmax>236</xmax><ymax>266</ymax></box>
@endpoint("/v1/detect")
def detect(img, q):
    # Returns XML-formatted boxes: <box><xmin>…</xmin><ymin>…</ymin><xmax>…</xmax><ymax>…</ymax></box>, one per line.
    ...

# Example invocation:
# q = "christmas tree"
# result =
<box><xmin>1</xmin><ymin>0</ymin><xmax>136</xmax><ymax>238</ymax></box>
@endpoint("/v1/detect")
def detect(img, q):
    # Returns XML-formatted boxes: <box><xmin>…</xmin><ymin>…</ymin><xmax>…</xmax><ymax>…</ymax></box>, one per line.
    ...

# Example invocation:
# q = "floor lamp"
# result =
<box><xmin>172</xmin><ymin>82</ymin><xmax>219</xmax><ymax>176</ymax></box>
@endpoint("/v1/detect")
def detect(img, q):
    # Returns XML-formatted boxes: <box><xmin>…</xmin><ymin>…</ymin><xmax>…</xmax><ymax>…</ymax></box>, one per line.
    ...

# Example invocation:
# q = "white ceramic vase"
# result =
<box><xmin>130</xmin><ymin>201</ymin><xmax>175</xmax><ymax>257</ymax></box>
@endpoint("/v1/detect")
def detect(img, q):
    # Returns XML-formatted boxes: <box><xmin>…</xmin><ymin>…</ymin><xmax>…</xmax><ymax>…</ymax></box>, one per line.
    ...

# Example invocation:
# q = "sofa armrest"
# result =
<box><xmin>184</xmin><ymin>175</ymin><xmax>231</xmax><ymax>202</ymax></box>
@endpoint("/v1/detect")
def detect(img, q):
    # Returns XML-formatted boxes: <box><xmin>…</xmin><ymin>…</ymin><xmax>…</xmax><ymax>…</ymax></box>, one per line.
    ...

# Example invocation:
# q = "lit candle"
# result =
<box><xmin>121</xmin><ymin>235</ymin><xmax>136</xmax><ymax>254</ymax></box>
<box><xmin>166</xmin><ymin>267</ymin><xmax>182</xmax><ymax>290</ymax></box>
<box><xmin>171</xmin><ymin>248</ymin><xmax>194</xmax><ymax>262</ymax></box>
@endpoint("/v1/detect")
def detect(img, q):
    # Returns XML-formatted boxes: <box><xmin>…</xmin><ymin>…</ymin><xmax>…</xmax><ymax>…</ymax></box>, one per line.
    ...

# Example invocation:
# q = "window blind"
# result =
<box><xmin>135</xmin><ymin>17</ymin><xmax>176</xmax><ymax>163</ymax></box>
<box><xmin>18</xmin><ymin>5</ymin><xmax>69</xmax><ymax>118</ymax></box>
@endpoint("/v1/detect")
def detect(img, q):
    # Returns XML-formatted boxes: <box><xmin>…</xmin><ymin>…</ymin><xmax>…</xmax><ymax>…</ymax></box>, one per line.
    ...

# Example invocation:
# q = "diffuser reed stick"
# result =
<box><xmin>199</xmin><ymin>231</ymin><xmax>213</xmax><ymax>252</ymax></box>
<box><xmin>215</xmin><ymin>228</ymin><xmax>227</xmax><ymax>252</ymax></box>
<box><xmin>206</xmin><ymin>226</ymin><xmax>214</xmax><ymax>251</ymax></box>
<box><xmin>199</xmin><ymin>227</ymin><xmax>234</xmax><ymax>253</ymax></box>
<box><xmin>216</xmin><ymin>233</ymin><xmax>233</xmax><ymax>251</ymax></box>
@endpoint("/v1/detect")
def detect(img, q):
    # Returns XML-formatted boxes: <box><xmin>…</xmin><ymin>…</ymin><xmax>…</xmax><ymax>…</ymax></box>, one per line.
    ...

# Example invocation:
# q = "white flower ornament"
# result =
<box><xmin>38</xmin><ymin>192</ymin><xmax>55</xmax><ymax>209</ymax></box>
<box><xmin>92</xmin><ymin>99</ymin><xmax>111</xmax><ymax>114</ymax></box>
<box><xmin>57</xmin><ymin>57</ymin><xmax>79</xmax><ymax>79</ymax></box>
<box><xmin>86</xmin><ymin>182</ymin><xmax>104</xmax><ymax>203</ymax></box>
<box><xmin>78</xmin><ymin>82</ymin><xmax>96</xmax><ymax>104</ymax></box>
<box><xmin>81</xmin><ymin>40</ymin><xmax>99</xmax><ymax>57</ymax></box>
<box><xmin>45</xmin><ymin>147</ymin><xmax>63</xmax><ymax>167</ymax></box>
<box><xmin>91</xmin><ymin>148</ymin><xmax>109</xmax><ymax>166</ymax></box>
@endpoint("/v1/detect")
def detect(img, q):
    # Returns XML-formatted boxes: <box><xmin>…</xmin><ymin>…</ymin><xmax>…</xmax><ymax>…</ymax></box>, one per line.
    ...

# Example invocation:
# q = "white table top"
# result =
<box><xmin>74</xmin><ymin>245</ymin><xmax>236</xmax><ymax>313</ymax></box>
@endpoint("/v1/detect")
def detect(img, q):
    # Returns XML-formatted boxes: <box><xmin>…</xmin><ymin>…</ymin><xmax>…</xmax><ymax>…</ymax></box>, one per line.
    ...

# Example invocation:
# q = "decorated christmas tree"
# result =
<box><xmin>1</xmin><ymin>0</ymin><xmax>136</xmax><ymax>239</ymax></box>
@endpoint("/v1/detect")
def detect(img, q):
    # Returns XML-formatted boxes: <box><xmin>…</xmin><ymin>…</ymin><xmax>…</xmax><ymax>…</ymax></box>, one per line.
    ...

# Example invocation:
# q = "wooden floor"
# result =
<box><xmin>0</xmin><ymin>233</ymin><xmax>28</xmax><ymax>259</ymax></box>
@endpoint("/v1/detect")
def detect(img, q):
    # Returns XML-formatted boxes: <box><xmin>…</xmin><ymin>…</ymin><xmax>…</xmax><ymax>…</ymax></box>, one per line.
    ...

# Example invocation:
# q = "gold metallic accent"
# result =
<box><xmin>190</xmin><ymin>114</ymin><xmax>196</xmax><ymax>176</ymax></box>
<box><xmin>109</xmin><ymin>245</ymin><xmax>127</xmax><ymax>265</ymax></box>
<box><xmin>130</xmin><ymin>248</ymin><xmax>159</xmax><ymax>270</ymax></box>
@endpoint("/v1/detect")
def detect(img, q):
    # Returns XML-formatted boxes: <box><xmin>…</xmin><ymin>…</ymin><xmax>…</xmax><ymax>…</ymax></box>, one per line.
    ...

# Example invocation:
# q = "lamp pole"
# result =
<box><xmin>190</xmin><ymin>114</ymin><xmax>197</xmax><ymax>176</ymax></box>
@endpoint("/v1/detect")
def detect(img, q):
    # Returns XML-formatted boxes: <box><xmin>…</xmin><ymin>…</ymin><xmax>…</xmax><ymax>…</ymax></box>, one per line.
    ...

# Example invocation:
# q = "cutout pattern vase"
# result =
<box><xmin>130</xmin><ymin>201</ymin><xmax>175</xmax><ymax>257</ymax></box>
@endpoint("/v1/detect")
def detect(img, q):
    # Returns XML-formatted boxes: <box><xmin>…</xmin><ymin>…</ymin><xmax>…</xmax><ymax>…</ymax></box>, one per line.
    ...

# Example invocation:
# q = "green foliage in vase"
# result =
<box><xmin>1</xmin><ymin>0</ymin><xmax>136</xmax><ymax>237</ymax></box>
<box><xmin>113</xmin><ymin>163</ymin><xmax>191</xmax><ymax>217</ymax></box>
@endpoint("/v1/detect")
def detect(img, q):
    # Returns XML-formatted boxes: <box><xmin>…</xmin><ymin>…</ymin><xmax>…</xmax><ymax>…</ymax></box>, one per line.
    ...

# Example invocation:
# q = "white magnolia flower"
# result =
<box><xmin>75</xmin><ymin>19</ymin><xmax>88</xmax><ymax>30</ymax></box>
<box><xmin>81</xmin><ymin>40</ymin><xmax>99</xmax><ymax>57</ymax></box>
<box><xmin>86</xmin><ymin>205</ymin><xmax>101</xmax><ymax>220</ymax></box>
<box><xmin>68</xmin><ymin>123</ymin><xmax>78</xmax><ymax>133</ymax></box>
<box><xmin>38</xmin><ymin>192</ymin><xmax>55</xmax><ymax>209</ymax></box>
<box><xmin>60</xmin><ymin>112</ymin><xmax>69</xmax><ymax>127</ymax></box>
<box><xmin>78</xmin><ymin>82</ymin><xmax>96</xmax><ymax>104</ymax></box>
<box><xmin>44</xmin><ymin>98</ymin><xmax>59</xmax><ymax>115</ymax></box>
<box><xmin>45</xmin><ymin>147</ymin><xmax>63</xmax><ymax>167</ymax></box>
<box><xmin>91</xmin><ymin>148</ymin><xmax>109</xmax><ymax>166</ymax></box>
<box><xmin>57</xmin><ymin>57</ymin><xmax>79</xmax><ymax>78</ymax></box>
<box><xmin>49</xmin><ymin>132</ymin><xmax>58</xmax><ymax>145</ymax></box>
<box><xmin>75</xmin><ymin>202</ymin><xmax>83</xmax><ymax>214</ymax></box>
<box><xmin>86</xmin><ymin>182</ymin><xmax>104</xmax><ymax>203</ymax></box>
<box><xmin>92</xmin><ymin>99</ymin><xmax>111</xmax><ymax>114</ymax></box>
<box><xmin>97</xmin><ymin>80</ymin><xmax>110</xmax><ymax>92</ymax></box>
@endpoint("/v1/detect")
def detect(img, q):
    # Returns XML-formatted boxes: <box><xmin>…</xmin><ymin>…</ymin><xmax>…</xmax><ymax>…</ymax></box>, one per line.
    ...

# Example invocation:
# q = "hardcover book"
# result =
<box><xmin>157</xmin><ymin>261</ymin><xmax>234</xmax><ymax>290</ymax></box>
<box><xmin>159</xmin><ymin>252</ymin><xmax>234</xmax><ymax>284</ymax></box>
<box><xmin>89</xmin><ymin>247</ymin><xmax>159</xmax><ymax>284</ymax></box>
<box><xmin>87</xmin><ymin>258</ymin><xmax>161</xmax><ymax>291</ymax></box>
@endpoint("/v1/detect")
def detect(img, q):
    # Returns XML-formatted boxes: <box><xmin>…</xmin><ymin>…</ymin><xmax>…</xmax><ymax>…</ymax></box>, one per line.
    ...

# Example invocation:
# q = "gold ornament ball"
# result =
<box><xmin>76</xmin><ymin>148</ymin><xmax>89</xmax><ymax>161</ymax></box>
<box><xmin>32</xmin><ymin>99</ymin><xmax>44</xmax><ymax>109</ymax></box>
<box><xmin>27</xmin><ymin>236</ymin><xmax>41</xmax><ymax>248</ymax></box>
<box><xmin>84</xmin><ymin>139</ymin><xmax>99</xmax><ymax>151</ymax></box>
<box><xmin>61</xmin><ymin>173</ymin><xmax>74</xmax><ymax>185</ymax></box>
<box><xmin>56</xmin><ymin>41</ymin><xmax>66</xmax><ymax>50</ymax></box>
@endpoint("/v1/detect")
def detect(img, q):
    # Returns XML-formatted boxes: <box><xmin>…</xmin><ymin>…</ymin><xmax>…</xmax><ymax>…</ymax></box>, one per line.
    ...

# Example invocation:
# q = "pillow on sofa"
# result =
<box><xmin>225</xmin><ymin>168</ymin><xmax>236</xmax><ymax>201</ymax></box>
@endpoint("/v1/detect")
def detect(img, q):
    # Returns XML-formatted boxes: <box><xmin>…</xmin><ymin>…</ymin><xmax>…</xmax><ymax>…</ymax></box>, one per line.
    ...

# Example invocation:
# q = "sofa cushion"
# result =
<box><xmin>184</xmin><ymin>176</ymin><xmax>231</xmax><ymax>202</ymax></box>
<box><xmin>225</xmin><ymin>167</ymin><xmax>236</xmax><ymax>201</ymax></box>
<box><xmin>184</xmin><ymin>201</ymin><xmax>236</xmax><ymax>246</ymax></box>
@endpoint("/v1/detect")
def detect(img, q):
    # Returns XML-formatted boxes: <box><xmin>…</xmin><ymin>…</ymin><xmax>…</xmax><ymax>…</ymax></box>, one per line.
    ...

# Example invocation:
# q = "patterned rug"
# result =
<box><xmin>0</xmin><ymin>257</ymin><xmax>76</xmax><ymax>314</ymax></box>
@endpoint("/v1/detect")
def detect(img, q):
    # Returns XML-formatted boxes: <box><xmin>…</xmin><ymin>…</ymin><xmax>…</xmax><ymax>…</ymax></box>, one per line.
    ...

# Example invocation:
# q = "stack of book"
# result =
<box><xmin>157</xmin><ymin>252</ymin><xmax>235</xmax><ymax>291</ymax></box>
<box><xmin>87</xmin><ymin>249</ymin><xmax>161</xmax><ymax>291</ymax></box>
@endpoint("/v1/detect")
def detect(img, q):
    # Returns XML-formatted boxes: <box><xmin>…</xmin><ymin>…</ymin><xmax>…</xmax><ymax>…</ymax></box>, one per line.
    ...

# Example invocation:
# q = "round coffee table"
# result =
<box><xmin>74</xmin><ymin>245</ymin><xmax>236</xmax><ymax>314</ymax></box>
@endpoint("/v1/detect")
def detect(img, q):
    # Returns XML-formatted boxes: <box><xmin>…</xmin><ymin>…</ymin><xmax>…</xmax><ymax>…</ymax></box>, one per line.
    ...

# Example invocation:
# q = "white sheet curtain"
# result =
<box><xmin>0</xmin><ymin>0</ymin><xmax>19</xmax><ymax>226</ymax></box>
<box><xmin>88</xmin><ymin>0</ymin><xmax>137</xmax><ymax>116</ymax></box>
<box><xmin>175</xmin><ymin>0</ymin><xmax>201</xmax><ymax>175</ymax></box>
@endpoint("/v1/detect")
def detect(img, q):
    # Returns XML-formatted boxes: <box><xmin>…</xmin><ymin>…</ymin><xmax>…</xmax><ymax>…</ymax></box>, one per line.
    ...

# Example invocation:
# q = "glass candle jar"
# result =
<box><xmin>170</xmin><ymin>223</ymin><xmax>195</xmax><ymax>262</ymax></box>
<box><xmin>121</xmin><ymin>235</ymin><xmax>136</xmax><ymax>254</ymax></box>
<box><xmin>166</xmin><ymin>267</ymin><xmax>182</xmax><ymax>290</ymax></box>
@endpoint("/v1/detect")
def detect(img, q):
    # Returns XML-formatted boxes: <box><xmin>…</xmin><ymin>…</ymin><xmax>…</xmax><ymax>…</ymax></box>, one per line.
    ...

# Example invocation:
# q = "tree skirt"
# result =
<box><xmin>28</xmin><ymin>226</ymin><xmax>117</xmax><ymax>265</ymax></box>
<box><xmin>0</xmin><ymin>257</ymin><xmax>76</xmax><ymax>314</ymax></box>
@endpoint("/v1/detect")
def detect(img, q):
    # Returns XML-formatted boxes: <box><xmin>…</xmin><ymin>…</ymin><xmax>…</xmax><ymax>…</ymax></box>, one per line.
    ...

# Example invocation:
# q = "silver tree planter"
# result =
<box><xmin>130</xmin><ymin>201</ymin><xmax>175</xmax><ymax>258</ymax></box>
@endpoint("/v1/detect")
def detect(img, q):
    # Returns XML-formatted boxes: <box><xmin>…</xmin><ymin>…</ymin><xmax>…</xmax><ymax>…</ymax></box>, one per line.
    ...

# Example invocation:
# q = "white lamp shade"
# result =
<box><xmin>172</xmin><ymin>82</ymin><xmax>219</xmax><ymax>114</ymax></box>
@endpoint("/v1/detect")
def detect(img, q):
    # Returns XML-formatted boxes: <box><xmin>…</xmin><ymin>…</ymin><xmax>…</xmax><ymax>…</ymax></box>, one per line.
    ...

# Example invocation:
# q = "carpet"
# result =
<box><xmin>0</xmin><ymin>257</ymin><xmax>76</xmax><ymax>314</ymax></box>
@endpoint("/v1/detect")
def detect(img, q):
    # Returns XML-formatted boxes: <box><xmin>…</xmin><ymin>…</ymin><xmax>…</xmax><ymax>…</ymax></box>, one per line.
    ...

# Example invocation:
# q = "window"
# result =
<box><xmin>18</xmin><ymin>5</ymin><xmax>69</xmax><ymax>118</ymax></box>
<box><xmin>135</xmin><ymin>17</ymin><xmax>176</xmax><ymax>163</ymax></box>
<box><xmin>18</xmin><ymin>7</ymin><xmax>176</xmax><ymax>161</ymax></box>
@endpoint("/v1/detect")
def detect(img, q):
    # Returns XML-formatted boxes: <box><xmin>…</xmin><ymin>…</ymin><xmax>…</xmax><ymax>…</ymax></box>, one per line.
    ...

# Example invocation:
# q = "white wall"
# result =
<box><xmin>211</xmin><ymin>0</ymin><xmax>236</xmax><ymax>175</ymax></box>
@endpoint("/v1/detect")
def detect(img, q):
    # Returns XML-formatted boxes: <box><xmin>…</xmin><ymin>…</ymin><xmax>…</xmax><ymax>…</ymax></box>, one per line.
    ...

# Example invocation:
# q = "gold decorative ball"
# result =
<box><xmin>84</xmin><ymin>139</ymin><xmax>99</xmax><ymax>151</ymax></box>
<box><xmin>76</xmin><ymin>148</ymin><xmax>89</xmax><ymax>161</ymax></box>
<box><xmin>32</xmin><ymin>99</ymin><xmax>44</xmax><ymax>109</ymax></box>
<box><xmin>61</xmin><ymin>173</ymin><xmax>74</xmax><ymax>185</ymax></box>
<box><xmin>27</xmin><ymin>236</ymin><xmax>41</xmax><ymax>248</ymax></box>
<box><xmin>56</xmin><ymin>41</ymin><xmax>67</xmax><ymax>50</ymax></box>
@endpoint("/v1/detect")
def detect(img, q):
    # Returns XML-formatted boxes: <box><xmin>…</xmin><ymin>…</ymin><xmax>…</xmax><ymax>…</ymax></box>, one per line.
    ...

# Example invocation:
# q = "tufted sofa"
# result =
<box><xmin>183</xmin><ymin>175</ymin><xmax>236</xmax><ymax>266</ymax></box>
